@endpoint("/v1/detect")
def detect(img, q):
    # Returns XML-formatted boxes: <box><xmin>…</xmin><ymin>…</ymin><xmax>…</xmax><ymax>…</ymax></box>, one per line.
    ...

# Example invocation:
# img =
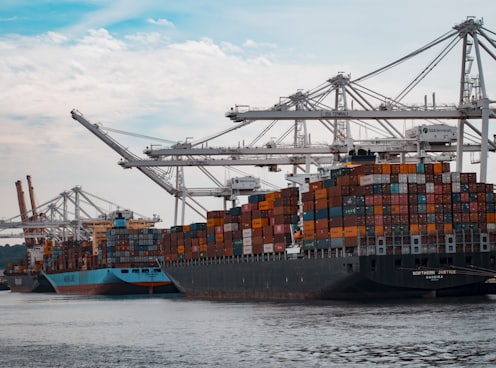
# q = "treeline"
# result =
<box><xmin>0</xmin><ymin>244</ymin><xmax>26</xmax><ymax>269</ymax></box>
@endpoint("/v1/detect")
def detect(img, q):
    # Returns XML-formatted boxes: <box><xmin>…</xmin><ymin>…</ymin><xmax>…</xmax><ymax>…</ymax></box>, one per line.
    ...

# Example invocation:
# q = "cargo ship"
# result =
<box><xmin>42</xmin><ymin>213</ymin><xmax>178</xmax><ymax>295</ymax></box>
<box><xmin>161</xmin><ymin>162</ymin><xmax>496</xmax><ymax>300</ymax></box>
<box><xmin>0</xmin><ymin>278</ymin><xmax>10</xmax><ymax>291</ymax></box>
<box><xmin>43</xmin><ymin>266</ymin><xmax>175</xmax><ymax>295</ymax></box>
<box><xmin>3</xmin><ymin>245</ymin><xmax>55</xmax><ymax>293</ymax></box>
<box><xmin>3</xmin><ymin>273</ymin><xmax>53</xmax><ymax>293</ymax></box>
<box><xmin>3</xmin><ymin>176</ymin><xmax>56</xmax><ymax>292</ymax></box>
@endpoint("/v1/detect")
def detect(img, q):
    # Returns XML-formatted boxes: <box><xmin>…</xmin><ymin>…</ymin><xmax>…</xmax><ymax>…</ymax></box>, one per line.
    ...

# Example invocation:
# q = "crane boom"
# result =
<box><xmin>70</xmin><ymin>109</ymin><xmax>181</xmax><ymax>197</ymax></box>
<box><xmin>26</xmin><ymin>175</ymin><xmax>38</xmax><ymax>222</ymax></box>
<box><xmin>15</xmin><ymin>179</ymin><xmax>34</xmax><ymax>247</ymax></box>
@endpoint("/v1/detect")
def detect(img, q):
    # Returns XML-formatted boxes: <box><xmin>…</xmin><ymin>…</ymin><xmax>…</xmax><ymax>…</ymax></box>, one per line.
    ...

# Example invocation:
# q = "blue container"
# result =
<box><xmin>330</xmin><ymin>238</ymin><xmax>344</xmax><ymax>248</ymax></box>
<box><xmin>373</xmin><ymin>184</ymin><xmax>382</xmax><ymax>194</ymax></box>
<box><xmin>303</xmin><ymin>240</ymin><xmax>315</xmax><ymax>250</ymax></box>
<box><xmin>303</xmin><ymin>211</ymin><xmax>315</xmax><ymax>221</ymax></box>
<box><xmin>329</xmin><ymin>206</ymin><xmax>343</xmax><ymax>218</ymax></box>
<box><xmin>248</xmin><ymin>194</ymin><xmax>265</xmax><ymax>203</ymax></box>
<box><xmin>316</xmin><ymin>238</ymin><xmax>329</xmax><ymax>250</ymax></box>
<box><xmin>382</xmin><ymin>205</ymin><xmax>391</xmax><ymax>215</ymax></box>
<box><xmin>233</xmin><ymin>244</ymin><xmax>243</xmax><ymax>256</ymax></box>
<box><xmin>452</xmin><ymin>193</ymin><xmax>461</xmax><ymax>203</ymax></box>
<box><xmin>323</xmin><ymin>178</ymin><xmax>336</xmax><ymax>188</ymax></box>
<box><xmin>427</xmin><ymin>213</ymin><xmax>435</xmax><ymax>223</ymax></box>
<box><xmin>315</xmin><ymin>208</ymin><xmax>329</xmax><ymax>219</ymax></box>
<box><xmin>343</xmin><ymin>206</ymin><xmax>357</xmax><ymax>216</ymax></box>
<box><xmin>170</xmin><ymin>225</ymin><xmax>184</xmax><ymax>233</ymax></box>
<box><xmin>228</xmin><ymin>207</ymin><xmax>242</xmax><ymax>216</ymax></box>
<box><xmin>390</xmin><ymin>183</ymin><xmax>399</xmax><ymax>194</ymax></box>
<box><xmin>365</xmin><ymin>206</ymin><xmax>374</xmax><ymax>215</ymax></box>
<box><xmin>190</xmin><ymin>222</ymin><xmax>207</xmax><ymax>231</ymax></box>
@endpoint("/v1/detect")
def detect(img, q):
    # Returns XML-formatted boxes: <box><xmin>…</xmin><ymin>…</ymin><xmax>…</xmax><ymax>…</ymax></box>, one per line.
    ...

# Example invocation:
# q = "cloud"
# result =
<box><xmin>0</xmin><ymin>26</ymin><xmax>338</xmax><ymax>237</ymax></box>
<box><xmin>147</xmin><ymin>17</ymin><xmax>175</xmax><ymax>28</ymax></box>
<box><xmin>243</xmin><ymin>39</ymin><xmax>277</xmax><ymax>49</ymax></box>
<box><xmin>0</xmin><ymin>16</ymin><xmax>17</xmax><ymax>22</ymax></box>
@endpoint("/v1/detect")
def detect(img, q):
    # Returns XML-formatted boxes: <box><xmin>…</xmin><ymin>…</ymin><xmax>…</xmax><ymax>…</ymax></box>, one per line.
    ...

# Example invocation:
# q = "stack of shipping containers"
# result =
<box><xmin>300</xmin><ymin>163</ymin><xmax>496</xmax><ymax>252</ymax></box>
<box><xmin>163</xmin><ymin>187</ymin><xmax>300</xmax><ymax>261</ymax></box>
<box><xmin>40</xmin><ymin>163</ymin><xmax>496</xmax><ymax>271</ymax></box>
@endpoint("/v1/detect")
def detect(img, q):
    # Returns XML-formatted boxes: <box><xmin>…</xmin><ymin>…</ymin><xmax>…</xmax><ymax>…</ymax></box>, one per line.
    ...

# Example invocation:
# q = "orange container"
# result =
<box><xmin>426</xmin><ymin>223</ymin><xmax>437</xmax><ymax>234</ymax></box>
<box><xmin>309</xmin><ymin>181</ymin><xmax>323</xmax><ymax>191</ymax></box>
<box><xmin>344</xmin><ymin>226</ymin><xmax>358</xmax><ymax>238</ymax></box>
<box><xmin>357</xmin><ymin>226</ymin><xmax>366</xmax><ymax>236</ymax></box>
<box><xmin>265</xmin><ymin>191</ymin><xmax>280</xmax><ymax>201</ymax></box>
<box><xmin>303</xmin><ymin>221</ymin><xmax>315</xmax><ymax>233</ymax></box>
<box><xmin>381</xmin><ymin>164</ymin><xmax>392</xmax><ymax>174</ymax></box>
<box><xmin>391</xmin><ymin>205</ymin><xmax>400</xmax><ymax>215</ymax></box>
<box><xmin>375</xmin><ymin>225</ymin><xmax>385</xmax><ymax>235</ymax></box>
<box><xmin>252</xmin><ymin>217</ymin><xmax>269</xmax><ymax>228</ymax></box>
<box><xmin>410</xmin><ymin>224</ymin><xmax>420</xmax><ymax>235</ymax></box>
<box><xmin>330</xmin><ymin>227</ymin><xmax>343</xmax><ymax>238</ymax></box>
<box><xmin>314</xmin><ymin>188</ymin><xmax>328</xmax><ymax>200</ymax></box>
<box><xmin>487</xmin><ymin>213</ymin><xmax>496</xmax><ymax>223</ymax></box>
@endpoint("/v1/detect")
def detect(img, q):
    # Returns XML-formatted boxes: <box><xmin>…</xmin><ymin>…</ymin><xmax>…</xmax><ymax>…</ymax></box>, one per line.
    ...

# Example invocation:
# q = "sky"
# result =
<box><xmin>1</xmin><ymin>0</ymin><xmax>496</xmax><ymax>245</ymax></box>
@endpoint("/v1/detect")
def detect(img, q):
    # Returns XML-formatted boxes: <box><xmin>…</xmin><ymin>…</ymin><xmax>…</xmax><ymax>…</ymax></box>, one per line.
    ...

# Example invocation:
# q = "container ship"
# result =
<box><xmin>42</xmin><ymin>213</ymin><xmax>178</xmax><ymax>295</ymax></box>
<box><xmin>3</xmin><ymin>245</ymin><xmax>55</xmax><ymax>293</ymax></box>
<box><xmin>161</xmin><ymin>162</ymin><xmax>496</xmax><ymax>300</ymax></box>
<box><xmin>3</xmin><ymin>176</ymin><xmax>55</xmax><ymax>292</ymax></box>
<box><xmin>0</xmin><ymin>278</ymin><xmax>10</xmax><ymax>291</ymax></box>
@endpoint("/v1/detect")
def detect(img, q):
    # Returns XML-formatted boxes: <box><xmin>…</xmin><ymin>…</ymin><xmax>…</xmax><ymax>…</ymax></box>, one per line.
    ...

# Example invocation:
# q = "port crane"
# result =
<box><xmin>223</xmin><ymin>17</ymin><xmax>496</xmax><ymax>181</ymax></box>
<box><xmin>0</xmin><ymin>176</ymin><xmax>159</xmax><ymax>256</ymax></box>
<box><xmin>71</xmin><ymin>17</ymin><xmax>496</xmax><ymax>225</ymax></box>
<box><xmin>71</xmin><ymin>109</ymin><xmax>280</xmax><ymax>225</ymax></box>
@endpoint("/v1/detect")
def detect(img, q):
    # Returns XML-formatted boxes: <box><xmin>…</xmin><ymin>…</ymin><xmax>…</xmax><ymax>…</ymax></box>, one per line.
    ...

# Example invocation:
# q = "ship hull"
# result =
<box><xmin>164</xmin><ymin>250</ymin><xmax>496</xmax><ymax>300</ymax></box>
<box><xmin>4</xmin><ymin>273</ymin><xmax>54</xmax><ymax>293</ymax></box>
<box><xmin>44</xmin><ymin>267</ymin><xmax>178</xmax><ymax>295</ymax></box>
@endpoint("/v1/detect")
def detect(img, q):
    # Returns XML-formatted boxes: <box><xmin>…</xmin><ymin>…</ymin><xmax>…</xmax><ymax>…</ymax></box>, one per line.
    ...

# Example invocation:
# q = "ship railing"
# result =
<box><xmin>352</xmin><ymin>230</ymin><xmax>496</xmax><ymax>257</ymax></box>
<box><xmin>165</xmin><ymin>230</ymin><xmax>496</xmax><ymax>267</ymax></box>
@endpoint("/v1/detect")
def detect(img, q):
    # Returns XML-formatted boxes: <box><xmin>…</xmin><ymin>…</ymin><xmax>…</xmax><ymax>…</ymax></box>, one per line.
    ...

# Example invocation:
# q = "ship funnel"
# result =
<box><xmin>113</xmin><ymin>212</ymin><xmax>127</xmax><ymax>229</ymax></box>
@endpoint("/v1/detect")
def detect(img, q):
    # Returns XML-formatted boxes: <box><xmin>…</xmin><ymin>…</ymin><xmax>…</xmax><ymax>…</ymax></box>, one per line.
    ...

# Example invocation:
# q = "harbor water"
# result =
<box><xmin>1</xmin><ymin>291</ymin><xmax>496</xmax><ymax>367</ymax></box>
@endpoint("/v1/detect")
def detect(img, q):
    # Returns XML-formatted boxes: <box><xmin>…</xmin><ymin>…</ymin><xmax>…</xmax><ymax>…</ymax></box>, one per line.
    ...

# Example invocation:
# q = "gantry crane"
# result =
<box><xmin>1</xmin><ymin>179</ymin><xmax>159</xmax><ymax>255</ymax></box>
<box><xmin>224</xmin><ymin>17</ymin><xmax>496</xmax><ymax>181</ymax></box>
<box><xmin>71</xmin><ymin>109</ymin><xmax>279</xmax><ymax>225</ymax></box>
<box><xmin>71</xmin><ymin>17</ymin><xmax>496</xmax><ymax>225</ymax></box>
